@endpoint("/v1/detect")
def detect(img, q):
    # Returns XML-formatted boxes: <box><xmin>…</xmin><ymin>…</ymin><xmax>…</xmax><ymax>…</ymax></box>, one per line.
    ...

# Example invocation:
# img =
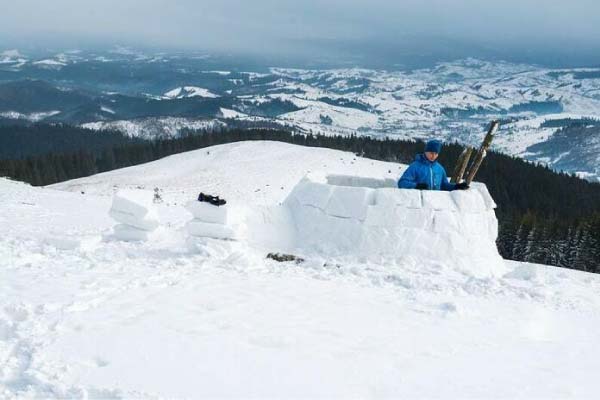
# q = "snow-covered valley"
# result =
<box><xmin>2</xmin><ymin>142</ymin><xmax>600</xmax><ymax>398</ymax></box>
<box><xmin>2</xmin><ymin>50</ymin><xmax>600</xmax><ymax>180</ymax></box>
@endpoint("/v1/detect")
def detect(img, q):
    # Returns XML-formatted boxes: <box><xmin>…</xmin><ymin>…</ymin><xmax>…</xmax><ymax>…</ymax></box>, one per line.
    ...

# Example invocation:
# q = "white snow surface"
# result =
<box><xmin>32</xmin><ymin>59</ymin><xmax>67</xmax><ymax>68</ymax></box>
<box><xmin>219</xmin><ymin>107</ymin><xmax>247</xmax><ymax>119</ymax></box>
<box><xmin>0</xmin><ymin>110</ymin><xmax>61</xmax><ymax>122</ymax></box>
<box><xmin>2</xmin><ymin>141</ymin><xmax>600</xmax><ymax>398</ymax></box>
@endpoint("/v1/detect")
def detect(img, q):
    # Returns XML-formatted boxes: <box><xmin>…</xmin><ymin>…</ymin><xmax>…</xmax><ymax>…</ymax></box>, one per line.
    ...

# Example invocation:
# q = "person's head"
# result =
<box><xmin>424</xmin><ymin>140</ymin><xmax>442</xmax><ymax>162</ymax></box>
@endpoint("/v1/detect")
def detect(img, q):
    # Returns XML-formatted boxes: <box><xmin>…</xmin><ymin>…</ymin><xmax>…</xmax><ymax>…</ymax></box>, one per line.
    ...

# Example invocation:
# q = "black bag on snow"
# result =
<box><xmin>198</xmin><ymin>192</ymin><xmax>226</xmax><ymax>206</ymax></box>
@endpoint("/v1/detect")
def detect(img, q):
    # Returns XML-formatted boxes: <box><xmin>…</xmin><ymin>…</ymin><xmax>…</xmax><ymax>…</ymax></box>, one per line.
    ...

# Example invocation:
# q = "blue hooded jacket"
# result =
<box><xmin>398</xmin><ymin>154</ymin><xmax>456</xmax><ymax>191</ymax></box>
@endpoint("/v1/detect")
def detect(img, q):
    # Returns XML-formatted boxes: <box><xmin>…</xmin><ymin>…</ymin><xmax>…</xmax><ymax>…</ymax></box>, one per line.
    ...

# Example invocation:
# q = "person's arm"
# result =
<box><xmin>440</xmin><ymin>168</ymin><xmax>456</xmax><ymax>191</ymax></box>
<box><xmin>398</xmin><ymin>164</ymin><xmax>418</xmax><ymax>189</ymax></box>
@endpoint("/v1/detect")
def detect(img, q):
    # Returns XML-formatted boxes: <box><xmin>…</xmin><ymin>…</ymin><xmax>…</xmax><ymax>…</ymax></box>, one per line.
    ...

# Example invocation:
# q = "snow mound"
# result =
<box><xmin>280</xmin><ymin>173</ymin><xmax>504</xmax><ymax>277</ymax></box>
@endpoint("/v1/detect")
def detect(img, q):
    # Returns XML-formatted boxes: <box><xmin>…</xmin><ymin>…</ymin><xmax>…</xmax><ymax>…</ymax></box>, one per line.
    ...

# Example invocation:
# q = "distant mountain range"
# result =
<box><xmin>1</xmin><ymin>48</ymin><xmax>599</xmax><ymax>181</ymax></box>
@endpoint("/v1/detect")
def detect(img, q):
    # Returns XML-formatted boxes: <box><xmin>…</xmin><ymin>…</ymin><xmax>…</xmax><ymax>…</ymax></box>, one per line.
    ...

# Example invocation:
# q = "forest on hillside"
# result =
<box><xmin>1</xmin><ymin>124</ymin><xmax>599</xmax><ymax>272</ymax></box>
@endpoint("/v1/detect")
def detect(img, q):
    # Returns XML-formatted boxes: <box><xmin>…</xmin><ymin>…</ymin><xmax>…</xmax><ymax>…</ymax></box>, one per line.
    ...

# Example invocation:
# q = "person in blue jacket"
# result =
<box><xmin>398</xmin><ymin>140</ymin><xmax>469</xmax><ymax>191</ymax></box>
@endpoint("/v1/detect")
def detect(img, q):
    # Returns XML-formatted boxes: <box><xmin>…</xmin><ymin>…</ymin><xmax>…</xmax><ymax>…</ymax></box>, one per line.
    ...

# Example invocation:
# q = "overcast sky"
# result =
<box><xmin>2</xmin><ymin>0</ymin><xmax>599</xmax><ymax>65</ymax></box>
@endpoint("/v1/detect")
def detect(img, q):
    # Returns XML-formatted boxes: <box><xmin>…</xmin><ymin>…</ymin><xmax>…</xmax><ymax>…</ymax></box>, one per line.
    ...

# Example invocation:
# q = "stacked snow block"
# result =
<box><xmin>109</xmin><ymin>189</ymin><xmax>159</xmax><ymax>241</ymax></box>
<box><xmin>185</xmin><ymin>200</ymin><xmax>234</xmax><ymax>240</ymax></box>
<box><xmin>283</xmin><ymin>173</ymin><xmax>504</xmax><ymax>277</ymax></box>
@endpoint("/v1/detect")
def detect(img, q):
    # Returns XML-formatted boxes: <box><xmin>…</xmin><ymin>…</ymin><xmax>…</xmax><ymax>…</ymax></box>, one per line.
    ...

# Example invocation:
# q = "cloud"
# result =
<box><xmin>1</xmin><ymin>0</ymin><xmax>599</xmax><ymax>64</ymax></box>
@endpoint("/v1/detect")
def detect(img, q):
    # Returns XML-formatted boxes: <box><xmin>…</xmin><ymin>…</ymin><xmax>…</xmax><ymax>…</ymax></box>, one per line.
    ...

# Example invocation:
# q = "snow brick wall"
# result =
<box><xmin>283</xmin><ymin>173</ymin><xmax>505</xmax><ymax>277</ymax></box>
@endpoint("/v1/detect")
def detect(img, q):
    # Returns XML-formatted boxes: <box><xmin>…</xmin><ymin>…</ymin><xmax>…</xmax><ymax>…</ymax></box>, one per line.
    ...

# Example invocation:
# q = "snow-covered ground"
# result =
<box><xmin>3</xmin><ymin>142</ymin><xmax>600</xmax><ymax>398</ymax></box>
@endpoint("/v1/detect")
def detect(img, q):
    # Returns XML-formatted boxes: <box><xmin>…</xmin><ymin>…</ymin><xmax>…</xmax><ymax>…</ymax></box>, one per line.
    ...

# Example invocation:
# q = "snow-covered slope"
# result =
<box><xmin>81</xmin><ymin>117</ymin><xmax>226</xmax><ymax>139</ymax></box>
<box><xmin>163</xmin><ymin>86</ymin><xmax>219</xmax><ymax>99</ymax></box>
<box><xmin>0</xmin><ymin>49</ymin><xmax>27</xmax><ymax>68</ymax></box>
<box><xmin>50</xmin><ymin>141</ymin><xmax>402</xmax><ymax>204</ymax></box>
<box><xmin>3</xmin><ymin>142</ymin><xmax>600</xmax><ymax>398</ymax></box>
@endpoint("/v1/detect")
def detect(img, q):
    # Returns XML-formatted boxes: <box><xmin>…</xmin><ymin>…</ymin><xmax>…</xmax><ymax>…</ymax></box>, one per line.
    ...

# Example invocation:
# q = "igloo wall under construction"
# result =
<box><xmin>282</xmin><ymin>173</ymin><xmax>504</xmax><ymax>276</ymax></box>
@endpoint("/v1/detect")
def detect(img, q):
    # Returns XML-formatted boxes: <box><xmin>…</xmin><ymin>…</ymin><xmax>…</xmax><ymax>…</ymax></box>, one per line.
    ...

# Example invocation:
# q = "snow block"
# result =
<box><xmin>111</xmin><ymin>189</ymin><xmax>156</xmax><ymax>219</ymax></box>
<box><xmin>186</xmin><ymin>220</ymin><xmax>235</xmax><ymax>240</ymax></box>
<box><xmin>109</xmin><ymin>209</ymin><xmax>159</xmax><ymax>231</ymax></box>
<box><xmin>324</xmin><ymin>186</ymin><xmax>373</xmax><ymax>220</ymax></box>
<box><xmin>286</xmin><ymin>181</ymin><xmax>333</xmax><ymax>210</ymax></box>
<box><xmin>113</xmin><ymin>224</ymin><xmax>149</xmax><ymax>242</ymax></box>
<box><xmin>364</xmin><ymin>204</ymin><xmax>396</xmax><ymax>227</ymax></box>
<box><xmin>451</xmin><ymin>189</ymin><xmax>486</xmax><ymax>212</ymax></box>
<box><xmin>185</xmin><ymin>201</ymin><xmax>228</xmax><ymax>224</ymax></box>
<box><xmin>326</xmin><ymin>174</ymin><xmax>396</xmax><ymax>189</ymax></box>
<box><xmin>375</xmin><ymin>188</ymin><xmax>422</xmax><ymax>209</ymax></box>
<box><xmin>422</xmin><ymin>190</ymin><xmax>458</xmax><ymax>211</ymax></box>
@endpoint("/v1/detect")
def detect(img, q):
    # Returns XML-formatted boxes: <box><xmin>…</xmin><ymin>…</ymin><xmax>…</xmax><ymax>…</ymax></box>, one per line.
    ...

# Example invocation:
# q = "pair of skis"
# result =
<box><xmin>451</xmin><ymin>120</ymin><xmax>499</xmax><ymax>184</ymax></box>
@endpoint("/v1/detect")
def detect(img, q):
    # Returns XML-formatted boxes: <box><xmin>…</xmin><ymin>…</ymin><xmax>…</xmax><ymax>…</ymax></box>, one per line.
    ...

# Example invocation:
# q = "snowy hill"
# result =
<box><xmin>163</xmin><ymin>86</ymin><xmax>220</xmax><ymax>99</ymax></box>
<box><xmin>81</xmin><ymin>117</ymin><xmax>226</xmax><ymax>139</ymax></box>
<box><xmin>3</xmin><ymin>141</ymin><xmax>600</xmax><ymax>398</ymax></box>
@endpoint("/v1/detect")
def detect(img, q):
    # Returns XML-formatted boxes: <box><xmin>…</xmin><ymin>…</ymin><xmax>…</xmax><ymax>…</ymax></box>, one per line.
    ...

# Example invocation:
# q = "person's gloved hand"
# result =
<box><xmin>415</xmin><ymin>183</ymin><xmax>429</xmax><ymax>190</ymax></box>
<box><xmin>454</xmin><ymin>182</ymin><xmax>469</xmax><ymax>190</ymax></box>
